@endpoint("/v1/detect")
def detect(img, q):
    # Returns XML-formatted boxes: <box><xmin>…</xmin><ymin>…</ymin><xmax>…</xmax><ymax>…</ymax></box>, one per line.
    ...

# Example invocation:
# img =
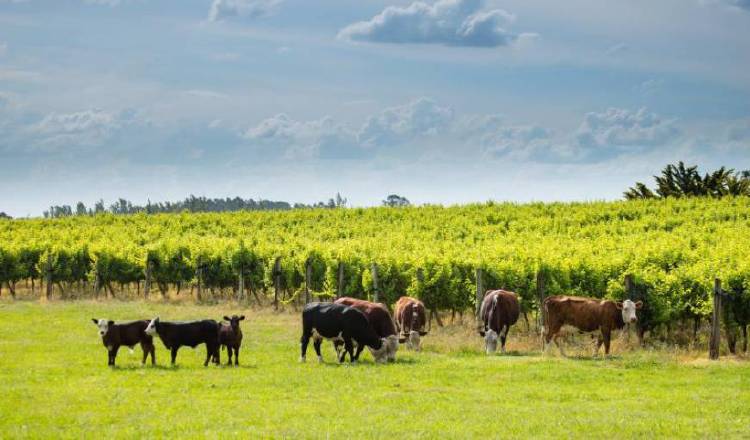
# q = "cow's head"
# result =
<box><xmin>92</xmin><ymin>318</ymin><xmax>114</xmax><ymax>337</ymax></box>
<box><xmin>616</xmin><ymin>299</ymin><xmax>643</xmax><ymax>324</ymax></box>
<box><xmin>144</xmin><ymin>317</ymin><xmax>159</xmax><ymax>336</ymax></box>
<box><xmin>384</xmin><ymin>335</ymin><xmax>399</xmax><ymax>362</ymax></box>
<box><xmin>368</xmin><ymin>338</ymin><xmax>389</xmax><ymax>363</ymax></box>
<box><xmin>223</xmin><ymin>315</ymin><xmax>245</xmax><ymax>331</ymax></box>
<box><xmin>406</xmin><ymin>330</ymin><xmax>421</xmax><ymax>351</ymax></box>
<box><xmin>484</xmin><ymin>329</ymin><xmax>499</xmax><ymax>354</ymax></box>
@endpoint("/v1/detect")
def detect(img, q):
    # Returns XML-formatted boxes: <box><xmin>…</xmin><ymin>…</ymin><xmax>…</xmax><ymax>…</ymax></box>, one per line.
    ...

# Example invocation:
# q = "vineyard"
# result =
<box><xmin>1</xmin><ymin>197</ymin><xmax>750</xmax><ymax>336</ymax></box>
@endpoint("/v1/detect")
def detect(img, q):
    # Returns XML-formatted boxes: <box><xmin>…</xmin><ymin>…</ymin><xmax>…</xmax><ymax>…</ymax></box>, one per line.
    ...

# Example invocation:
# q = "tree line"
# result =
<box><xmin>625</xmin><ymin>162</ymin><xmax>750</xmax><ymax>200</ymax></box>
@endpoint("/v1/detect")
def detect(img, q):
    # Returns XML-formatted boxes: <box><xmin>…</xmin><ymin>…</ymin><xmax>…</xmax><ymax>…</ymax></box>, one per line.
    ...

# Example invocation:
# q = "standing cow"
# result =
<box><xmin>92</xmin><ymin>319</ymin><xmax>155</xmax><ymax>366</ymax></box>
<box><xmin>334</xmin><ymin>297</ymin><xmax>400</xmax><ymax>362</ymax></box>
<box><xmin>144</xmin><ymin>317</ymin><xmax>221</xmax><ymax>366</ymax></box>
<box><xmin>218</xmin><ymin>315</ymin><xmax>245</xmax><ymax>366</ymax></box>
<box><xmin>394</xmin><ymin>296</ymin><xmax>428</xmax><ymax>351</ymax></box>
<box><xmin>478</xmin><ymin>290</ymin><xmax>520</xmax><ymax>354</ymax></box>
<box><xmin>543</xmin><ymin>295</ymin><xmax>643</xmax><ymax>356</ymax></box>
<box><xmin>300</xmin><ymin>302</ymin><xmax>389</xmax><ymax>364</ymax></box>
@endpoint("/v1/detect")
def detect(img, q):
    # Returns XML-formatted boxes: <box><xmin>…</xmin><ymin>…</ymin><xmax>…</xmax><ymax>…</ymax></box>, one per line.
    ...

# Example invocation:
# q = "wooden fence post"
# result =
<box><xmin>337</xmin><ymin>262</ymin><xmax>345</xmax><ymax>299</ymax></box>
<box><xmin>144</xmin><ymin>260</ymin><xmax>152</xmax><ymax>299</ymax></box>
<box><xmin>238</xmin><ymin>266</ymin><xmax>245</xmax><ymax>302</ymax></box>
<box><xmin>536</xmin><ymin>271</ymin><xmax>546</xmax><ymax>343</ymax></box>
<box><xmin>304</xmin><ymin>258</ymin><xmax>312</xmax><ymax>304</ymax></box>
<box><xmin>709</xmin><ymin>278</ymin><xmax>723</xmax><ymax>360</ymax></box>
<box><xmin>371</xmin><ymin>263</ymin><xmax>380</xmax><ymax>303</ymax></box>
<box><xmin>475</xmin><ymin>268</ymin><xmax>484</xmax><ymax>328</ymax></box>
<box><xmin>45</xmin><ymin>254</ymin><xmax>53</xmax><ymax>300</ymax></box>
<box><xmin>196</xmin><ymin>266</ymin><xmax>203</xmax><ymax>302</ymax></box>
<box><xmin>274</xmin><ymin>257</ymin><xmax>281</xmax><ymax>311</ymax></box>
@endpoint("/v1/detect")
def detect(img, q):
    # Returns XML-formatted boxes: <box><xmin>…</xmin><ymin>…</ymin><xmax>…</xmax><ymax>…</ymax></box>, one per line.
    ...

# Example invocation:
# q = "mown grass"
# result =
<box><xmin>0</xmin><ymin>300</ymin><xmax>748</xmax><ymax>439</ymax></box>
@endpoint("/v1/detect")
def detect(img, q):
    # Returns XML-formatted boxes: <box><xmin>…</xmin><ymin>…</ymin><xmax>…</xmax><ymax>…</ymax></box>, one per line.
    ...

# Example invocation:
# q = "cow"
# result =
<box><xmin>218</xmin><ymin>315</ymin><xmax>245</xmax><ymax>366</ymax></box>
<box><xmin>91</xmin><ymin>318</ymin><xmax>155</xmax><ymax>366</ymax></box>
<box><xmin>300</xmin><ymin>302</ymin><xmax>388</xmax><ymax>364</ymax></box>
<box><xmin>394</xmin><ymin>296</ymin><xmax>428</xmax><ymax>351</ymax></box>
<box><xmin>334</xmin><ymin>297</ymin><xmax>400</xmax><ymax>362</ymax></box>
<box><xmin>543</xmin><ymin>295</ymin><xmax>643</xmax><ymax>356</ymax></box>
<box><xmin>144</xmin><ymin>317</ymin><xmax>220</xmax><ymax>366</ymax></box>
<box><xmin>478</xmin><ymin>290</ymin><xmax>520</xmax><ymax>354</ymax></box>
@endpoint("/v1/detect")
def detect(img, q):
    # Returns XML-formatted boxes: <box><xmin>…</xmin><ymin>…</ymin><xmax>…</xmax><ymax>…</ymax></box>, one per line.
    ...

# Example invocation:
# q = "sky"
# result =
<box><xmin>0</xmin><ymin>0</ymin><xmax>749</xmax><ymax>217</ymax></box>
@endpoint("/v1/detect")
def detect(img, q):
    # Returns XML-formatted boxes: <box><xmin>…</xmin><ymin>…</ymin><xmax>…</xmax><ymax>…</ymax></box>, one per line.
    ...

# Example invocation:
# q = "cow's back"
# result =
<box><xmin>335</xmin><ymin>297</ymin><xmax>397</xmax><ymax>338</ymax></box>
<box><xmin>545</xmin><ymin>296</ymin><xmax>604</xmax><ymax>332</ymax></box>
<box><xmin>482</xmin><ymin>290</ymin><xmax>520</xmax><ymax>332</ymax></box>
<box><xmin>395</xmin><ymin>296</ymin><xmax>426</xmax><ymax>332</ymax></box>
<box><xmin>115</xmin><ymin>320</ymin><xmax>151</xmax><ymax>346</ymax></box>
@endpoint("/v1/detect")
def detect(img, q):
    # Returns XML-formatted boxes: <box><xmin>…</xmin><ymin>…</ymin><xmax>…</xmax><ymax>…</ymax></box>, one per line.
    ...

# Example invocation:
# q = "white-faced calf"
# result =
<box><xmin>91</xmin><ymin>319</ymin><xmax>155</xmax><ymax>366</ymax></box>
<box><xmin>218</xmin><ymin>315</ymin><xmax>245</xmax><ymax>366</ymax></box>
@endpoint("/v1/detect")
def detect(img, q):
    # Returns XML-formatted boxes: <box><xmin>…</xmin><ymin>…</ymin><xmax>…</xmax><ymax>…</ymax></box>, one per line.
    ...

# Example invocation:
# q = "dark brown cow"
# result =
<box><xmin>91</xmin><ymin>319</ymin><xmax>155</xmax><ymax>366</ymax></box>
<box><xmin>394</xmin><ymin>296</ymin><xmax>428</xmax><ymax>351</ymax></box>
<box><xmin>478</xmin><ymin>290</ymin><xmax>520</xmax><ymax>354</ymax></box>
<box><xmin>334</xmin><ymin>297</ymin><xmax>399</xmax><ymax>361</ymax></box>
<box><xmin>218</xmin><ymin>315</ymin><xmax>245</xmax><ymax>366</ymax></box>
<box><xmin>543</xmin><ymin>295</ymin><xmax>643</xmax><ymax>356</ymax></box>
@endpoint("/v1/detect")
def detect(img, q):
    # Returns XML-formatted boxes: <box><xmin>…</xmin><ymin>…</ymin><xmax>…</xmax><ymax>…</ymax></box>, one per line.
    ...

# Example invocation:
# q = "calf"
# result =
<box><xmin>91</xmin><ymin>319</ymin><xmax>155</xmax><ymax>366</ymax></box>
<box><xmin>144</xmin><ymin>317</ymin><xmax>220</xmax><ymax>366</ymax></box>
<box><xmin>334</xmin><ymin>297</ymin><xmax>400</xmax><ymax>362</ymax></box>
<box><xmin>300</xmin><ymin>302</ymin><xmax>388</xmax><ymax>364</ymax></box>
<box><xmin>543</xmin><ymin>295</ymin><xmax>642</xmax><ymax>356</ymax></box>
<box><xmin>394</xmin><ymin>296</ymin><xmax>428</xmax><ymax>351</ymax></box>
<box><xmin>478</xmin><ymin>290</ymin><xmax>520</xmax><ymax>354</ymax></box>
<box><xmin>218</xmin><ymin>315</ymin><xmax>245</xmax><ymax>366</ymax></box>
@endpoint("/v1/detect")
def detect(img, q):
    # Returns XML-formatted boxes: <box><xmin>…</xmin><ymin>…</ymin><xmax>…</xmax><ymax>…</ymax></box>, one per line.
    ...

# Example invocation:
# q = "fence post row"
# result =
<box><xmin>196</xmin><ymin>266</ymin><xmax>203</xmax><ymax>302</ymax></box>
<box><xmin>709</xmin><ymin>278</ymin><xmax>723</xmax><ymax>360</ymax></box>
<box><xmin>144</xmin><ymin>260</ymin><xmax>152</xmax><ymax>299</ymax></box>
<box><xmin>238</xmin><ymin>265</ymin><xmax>245</xmax><ymax>302</ymax></box>
<box><xmin>273</xmin><ymin>257</ymin><xmax>281</xmax><ymax>311</ymax></box>
<box><xmin>371</xmin><ymin>263</ymin><xmax>380</xmax><ymax>303</ymax></box>
<box><xmin>304</xmin><ymin>258</ymin><xmax>312</xmax><ymax>304</ymax></box>
<box><xmin>45</xmin><ymin>254</ymin><xmax>53</xmax><ymax>300</ymax></box>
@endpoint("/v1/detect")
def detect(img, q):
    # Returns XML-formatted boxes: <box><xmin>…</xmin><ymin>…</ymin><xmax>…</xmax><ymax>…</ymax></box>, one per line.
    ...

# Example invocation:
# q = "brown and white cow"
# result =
<box><xmin>543</xmin><ymin>295</ymin><xmax>643</xmax><ymax>356</ymax></box>
<box><xmin>478</xmin><ymin>290</ymin><xmax>520</xmax><ymax>354</ymax></box>
<box><xmin>394</xmin><ymin>296</ymin><xmax>428</xmax><ymax>351</ymax></box>
<box><xmin>334</xmin><ymin>297</ymin><xmax>400</xmax><ymax>362</ymax></box>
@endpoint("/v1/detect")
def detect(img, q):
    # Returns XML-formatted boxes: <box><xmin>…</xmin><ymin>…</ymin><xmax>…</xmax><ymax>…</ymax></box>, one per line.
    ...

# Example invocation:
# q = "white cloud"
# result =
<box><xmin>208</xmin><ymin>0</ymin><xmax>281</xmax><ymax>22</ymax></box>
<box><xmin>28</xmin><ymin>108</ymin><xmax>137</xmax><ymax>151</ymax></box>
<box><xmin>244</xmin><ymin>114</ymin><xmax>359</xmax><ymax>159</ymax></box>
<box><xmin>358</xmin><ymin>98</ymin><xmax>453</xmax><ymax>147</ymax></box>
<box><xmin>575</xmin><ymin>108</ymin><xmax>679</xmax><ymax>152</ymax></box>
<box><xmin>338</xmin><ymin>0</ymin><xmax>532</xmax><ymax>48</ymax></box>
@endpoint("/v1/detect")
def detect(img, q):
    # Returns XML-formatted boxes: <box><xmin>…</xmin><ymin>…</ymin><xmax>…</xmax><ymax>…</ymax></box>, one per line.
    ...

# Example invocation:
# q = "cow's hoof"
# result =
<box><xmin>299</xmin><ymin>356</ymin><xmax>306</xmax><ymax>363</ymax></box>
<box><xmin>317</xmin><ymin>356</ymin><xmax>323</xmax><ymax>363</ymax></box>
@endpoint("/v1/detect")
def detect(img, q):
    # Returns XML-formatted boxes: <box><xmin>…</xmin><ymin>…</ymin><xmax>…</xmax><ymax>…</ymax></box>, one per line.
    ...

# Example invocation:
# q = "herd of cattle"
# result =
<box><xmin>92</xmin><ymin>292</ymin><xmax>643</xmax><ymax>366</ymax></box>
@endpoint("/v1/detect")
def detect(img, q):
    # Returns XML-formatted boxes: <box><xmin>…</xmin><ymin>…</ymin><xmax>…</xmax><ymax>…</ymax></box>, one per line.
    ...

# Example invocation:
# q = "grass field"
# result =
<box><xmin>1</xmin><ymin>300</ymin><xmax>749</xmax><ymax>438</ymax></box>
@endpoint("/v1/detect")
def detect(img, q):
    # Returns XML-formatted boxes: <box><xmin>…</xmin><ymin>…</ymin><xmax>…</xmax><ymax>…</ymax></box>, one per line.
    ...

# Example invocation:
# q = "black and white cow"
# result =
<box><xmin>144</xmin><ymin>317</ymin><xmax>220</xmax><ymax>366</ymax></box>
<box><xmin>300</xmin><ymin>302</ymin><xmax>389</xmax><ymax>364</ymax></box>
<box><xmin>92</xmin><ymin>318</ymin><xmax>155</xmax><ymax>366</ymax></box>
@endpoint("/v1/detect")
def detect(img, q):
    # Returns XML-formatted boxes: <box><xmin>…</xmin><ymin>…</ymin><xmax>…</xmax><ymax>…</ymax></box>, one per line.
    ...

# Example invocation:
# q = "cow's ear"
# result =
<box><xmin>239</xmin><ymin>315</ymin><xmax>245</xmax><ymax>320</ymax></box>
<box><xmin>615</xmin><ymin>302</ymin><xmax>624</xmax><ymax>310</ymax></box>
<box><xmin>419</xmin><ymin>331</ymin><xmax>428</xmax><ymax>336</ymax></box>
<box><xmin>92</xmin><ymin>319</ymin><xmax>99</xmax><ymax>325</ymax></box>
<box><xmin>108</xmin><ymin>320</ymin><xmax>115</xmax><ymax>326</ymax></box>
<box><xmin>223</xmin><ymin>316</ymin><xmax>230</xmax><ymax>321</ymax></box>
<box><xmin>479</xmin><ymin>330</ymin><xmax>486</xmax><ymax>337</ymax></box>
<box><xmin>635</xmin><ymin>301</ymin><xmax>643</xmax><ymax>309</ymax></box>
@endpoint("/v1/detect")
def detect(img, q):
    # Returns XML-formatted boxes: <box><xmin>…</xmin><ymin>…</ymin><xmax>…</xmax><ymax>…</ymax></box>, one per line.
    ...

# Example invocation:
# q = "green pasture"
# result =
<box><xmin>0</xmin><ymin>300</ymin><xmax>748</xmax><ymax>438</ymax></box>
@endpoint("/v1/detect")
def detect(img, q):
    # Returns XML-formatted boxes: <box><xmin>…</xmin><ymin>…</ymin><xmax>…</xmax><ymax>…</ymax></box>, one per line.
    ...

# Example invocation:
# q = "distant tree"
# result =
<box><xmin>0</xmin><ymin>212</ymin><xmax>11</xmax><ymax>220</ymax></box>
<box><xmin>383</xmin><ymin>194</ymin><xmax>411</xmax><ymax>207</ymax></box>
<box><xmin>93</xmin><ymin>199</ymin><xmax>106</xmax><ymax>214</ymax></box>
<box><xmin>75</xmin><ymin>202</ymin><xmax>88</xmax><ymax>216</ymax></box>
<box><xmin>624</xmin><ymin>162</ymin><xmax>750</xmax><ymax>200</ymax></box>
<box><xmin>326</xmin><ymin>193</ymin><xmax>347</xmax><ymax>209</ymax></box>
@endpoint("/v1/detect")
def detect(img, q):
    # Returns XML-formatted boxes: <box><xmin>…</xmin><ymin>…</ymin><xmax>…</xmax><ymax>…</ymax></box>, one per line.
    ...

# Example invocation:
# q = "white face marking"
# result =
<box><xmin>144</xmin><ymin>319</ymin><xmax>158</xmax><ymax>336</ymax></box>
<box><xmin>385</xmin><ymin>335</ymin><xmax>399</xmax><ymax>361</ymax></box>
<box><xmin>407</xmin><ymin>331</ymin><xmax>421</xmax><ymax>351</ymax></box>
<box><xmin>368</xmin><ymin>338</ymin><xmax>389</xmax><ymax>363</ymax></box>
<box><xmin>621</xmin><ymin>300</ymin><xmax>638</xmax><ymax>324</ymax></box>
<box><xmin>485</xmin><ymin>329</ymin><xmax>499</xmax><ymax>354</ymax></box>
<box><xmin>96</xmin><ymin>319</ymin><xmax>109</xmax><ymax>337</ymax></box>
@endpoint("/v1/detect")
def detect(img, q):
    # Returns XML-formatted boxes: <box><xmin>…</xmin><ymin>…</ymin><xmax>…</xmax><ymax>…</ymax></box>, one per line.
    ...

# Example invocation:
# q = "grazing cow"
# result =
<box><xmin>91</xmin><ymin>319</ymin><xmax>155</xmax><ymax>366</ymax></box>
<box><xmin>334</xmin><ymin>297</ymin><xmax>400</xmax><ymax>362</ymax></box>
<box><xmin>394</xmin><ymin>296</ymin><xmax>428</xmax><ymax>351</ymax></box>
<box><xmin>144</xmin><ymin>317</ymin><xmax>220</xmax><ymax>366</ymax></box>
<box><xmin>300</xmin><ymin>302</ymin><xmax>388</xmax><ymax>364</ymax></box>
<box><xmin>543</xmin><ymin>295</ymin><xmax>643</xmax><ymax>356</ymax></box>
<box><xmin>478</xmin><ymin>290</ymin><xmax>520</xmax><ymax>354</ymax></box>
<box><xmin>218</xmin><ymin>315</ymin><xmax>245</xmax><ymax>366</ymax></box>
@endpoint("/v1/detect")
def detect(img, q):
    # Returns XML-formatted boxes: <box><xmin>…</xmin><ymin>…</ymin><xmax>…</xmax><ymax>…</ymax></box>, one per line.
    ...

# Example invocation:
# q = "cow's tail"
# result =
<box><xmin>541</xmin><ymin>299</ymin><xmax>549</xmax><ymax>335</ymax></box>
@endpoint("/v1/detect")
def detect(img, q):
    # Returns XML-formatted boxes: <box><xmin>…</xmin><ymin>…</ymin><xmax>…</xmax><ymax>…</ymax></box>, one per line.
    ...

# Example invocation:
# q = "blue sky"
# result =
<box><xmin>1</xmin><ymin>0</ymin><xmax>749</xmax><ymax>216</ymax></box>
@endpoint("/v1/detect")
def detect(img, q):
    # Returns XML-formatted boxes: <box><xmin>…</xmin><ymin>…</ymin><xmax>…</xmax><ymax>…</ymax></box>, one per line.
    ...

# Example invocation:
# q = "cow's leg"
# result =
<box><xmin>109</xmin><ymin>346</ymin><xmax>119</xmax><ymax>366</ymax></box>
<box><xmin>501</xmin><ymin>325</ymin><xmax>509</xmax><ymax>354</ymax></box>
<box><xmin>150</xmin><ymin>344</ymin><xmax>156</xmax><ymax>365</ymax></box>
<box><xmin>553</xmin><ymin>334</ymin><xmax>567</xmax><ymax>357</ymax></box>
<box><xmin>300</xmin><ymin>329</ymin><xmax>312</xmax><ymax>362</ymax></box>
<box><xmin>170</xmin><ymin>347</ymin><xmax>179</xmax><ymax>365</ymax></box>
<box><xmin>344</xmin><ymin>338</ymin><xmax>356</xmax><ymax>363</ymax></box>
<box><xmin>594</xmin><ymin>333</ymin><xmax>603</xmax><ymax>357</ymax></box>
<box><xmin>353</xmin><ymin>341</ymin><xmax>365</xmax><ymax>362</ymax></box>
<box><xmin>313</xmin><ymin>337</ymin><xmax>324</xmax><ymax>363</ymax></box>
<box><xmin>333</xmin><ymin>340</ymin><xmax>344</xmax><ymax>359</ymax></box>
<box><xmin>603</xmin><ymin>330</ymin><xmax>612</xmax><ymax>356</ymax></box>
<box><xmin>234</xmin><ymin>346</ymin><xmax>240</xmax><ymax>366</ymax></box>
<box><xmin>107</xmin><ymin>349</ymin><xmax>115</xmax><ymax>366</ymax></box>
<box><xmin>140</xmin><ymin>342</ymin><xmax>148</xmax><ymax>365</ymax></box>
